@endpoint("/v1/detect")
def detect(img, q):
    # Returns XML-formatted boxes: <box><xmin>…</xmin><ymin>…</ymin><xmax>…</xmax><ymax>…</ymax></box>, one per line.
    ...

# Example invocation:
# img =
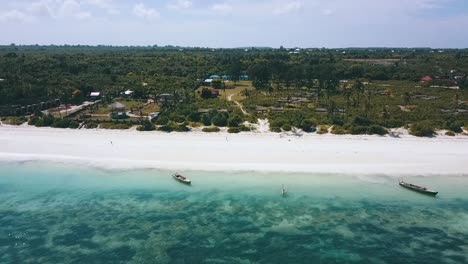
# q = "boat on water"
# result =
<box><xmin>281</xmin><ymin>184</ymin><xmax>288</xmax><ymax>197</ymax></box>
<box><xmin>173</xmin><ymin>173</ymin><xmax>191</xmax><ymax>185</ymax></box>
<box><xmin>399</xmin><ymin>180</ymin><xmax>438</xmax><ymax>196</ymax></box>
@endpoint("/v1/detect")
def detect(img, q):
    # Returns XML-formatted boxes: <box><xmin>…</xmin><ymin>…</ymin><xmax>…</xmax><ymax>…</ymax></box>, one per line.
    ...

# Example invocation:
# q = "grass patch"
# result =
<box><xmin>202</xmin><ymin>126</ymin><xmax>220</xmax><ymax>133</ymax></box>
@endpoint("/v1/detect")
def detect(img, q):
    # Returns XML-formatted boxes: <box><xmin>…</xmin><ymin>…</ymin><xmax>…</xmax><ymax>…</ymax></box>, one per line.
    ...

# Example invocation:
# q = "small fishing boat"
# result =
<box><xmin>399</xmin><ymin>179</ymin><xmax>437</xmax><ymax>196</ymax></box>
<box><xmin>281</xmin><ymin>184</ymin><xmax>288</xmax><ymax>197</ymax></box>
<box><xmin>173</xmin><ymin>173</ymin><xmax>191</xmax><ymax>185</ymax></box>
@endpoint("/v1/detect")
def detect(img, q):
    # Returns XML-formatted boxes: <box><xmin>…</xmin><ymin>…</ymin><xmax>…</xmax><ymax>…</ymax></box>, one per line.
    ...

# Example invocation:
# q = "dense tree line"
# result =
<box><xmin>1</xmin><ymin>45</ymin><xmax>468</xmax><ymax>107</ymax></box>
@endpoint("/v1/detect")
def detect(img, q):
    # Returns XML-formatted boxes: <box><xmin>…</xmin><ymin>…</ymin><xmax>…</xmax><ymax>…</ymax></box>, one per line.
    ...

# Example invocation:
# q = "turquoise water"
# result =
<box><xmin>0</xmin><ymin>162</ymin><xmax>467</xmax><ymax>264</ymax></box>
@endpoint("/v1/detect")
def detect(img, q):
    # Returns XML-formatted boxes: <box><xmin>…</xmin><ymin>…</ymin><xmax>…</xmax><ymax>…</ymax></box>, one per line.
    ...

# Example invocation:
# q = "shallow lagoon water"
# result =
<box><xmin>0</xmin><ymin>162</ymin><xmax>467</xmax><ymax>263</ymax></box>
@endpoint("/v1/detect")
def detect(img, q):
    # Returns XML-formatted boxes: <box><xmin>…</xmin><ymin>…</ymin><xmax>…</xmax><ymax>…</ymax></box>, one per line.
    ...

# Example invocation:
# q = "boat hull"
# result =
<box><xmin>399</xmin><ymin>182</ymin><xmax>438</xmax><ymax>196</ymax></box>
<box><xmin>173</xmin><ymin>174</ymin><xmax>191</xmax><ymax>185</ymax></box>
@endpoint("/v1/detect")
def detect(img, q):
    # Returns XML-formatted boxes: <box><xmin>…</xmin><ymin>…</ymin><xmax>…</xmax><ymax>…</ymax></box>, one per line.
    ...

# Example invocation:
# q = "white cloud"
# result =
<box><xmin>26</xmin><ymin>0</ymin><xmax>91</xmax><ymax>19</ymax></box>
<box><xmin>212</xmin><ymin>3</ymin><xmax>233</xmax><ymax>13</ymax></box>
<box><xmin>167</xmin><ymin>0</ymin><xmax>193</xmax><ymax>10</ymax></box>
<box><xmin>273</xmin><ymin>1</ymin><xmax>303</xmax><ymax>15</ymax></box>
<box><xmin>133</xmin><ymin>3</ymin><xmax>160</xmax><ymax>21</ymax></box>
<box><xmin>86</xmin><ymin>0</ymin><xmax>119</xmax><ymax>14</ymax></box>
<box><xmin>0</xmin><ymin>10</ymin><xmax>33</xmax><ymax>23</ymax></box>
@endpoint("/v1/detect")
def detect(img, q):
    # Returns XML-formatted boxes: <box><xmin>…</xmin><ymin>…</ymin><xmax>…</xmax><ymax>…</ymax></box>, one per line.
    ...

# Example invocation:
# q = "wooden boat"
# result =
<box><xmin>281</xmin><ymin>184</ymin><xmax>288</xmax><ymax>197</ymax></box>
<box><xmin>173</xmin><ymin>173</ymin><xmax>191</xmax><ymax>185</ymax></box>
<box><xmin>399</xmin><ymin>180</ymin><xmax>437</xmax><ymax>196</ymax></box>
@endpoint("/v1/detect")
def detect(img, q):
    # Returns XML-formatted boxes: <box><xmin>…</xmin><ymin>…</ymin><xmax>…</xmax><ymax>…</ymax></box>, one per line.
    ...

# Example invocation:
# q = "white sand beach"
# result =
<box><xmin>0</xmin><ymin>125</ymin><xmax>467</xmax><ymax>176</ymax></box>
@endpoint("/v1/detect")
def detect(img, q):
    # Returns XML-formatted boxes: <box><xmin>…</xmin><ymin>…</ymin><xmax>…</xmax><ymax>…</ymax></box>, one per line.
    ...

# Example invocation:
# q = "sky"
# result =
<box><xmin>0</xmin><ymin>0</ymin><xmax>468</xmax><ymax>48</ymax></box>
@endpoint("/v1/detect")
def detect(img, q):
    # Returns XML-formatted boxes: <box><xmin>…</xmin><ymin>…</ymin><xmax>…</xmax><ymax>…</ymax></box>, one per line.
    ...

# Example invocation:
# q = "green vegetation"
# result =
<box><xmin>202</xmin><ymin>126</ymin><xmax>221</xmax><ymax>133</ymax></box>
<box><xmin>137</xmin><ymin>120</ymin><xmax>156</xmax><ymax>131</ymax></box>
<box><xmin>1</xmin><ymin>116</ymin><xmax>27</xmax><ymax>125</ymax></box>
<box><xmin>410</xmin><ymin>121</ymin><xmax>436</xmax><ymax>137</ymax></box>
<box><xmin>99</xmin><ymin>123</ymin><xmax>132</xmax><ymax>130</ymax></box>
<box><xmin>0</xmin><ymin>46</ymin><xmax>467</xmax><ymax>136</ymax></box>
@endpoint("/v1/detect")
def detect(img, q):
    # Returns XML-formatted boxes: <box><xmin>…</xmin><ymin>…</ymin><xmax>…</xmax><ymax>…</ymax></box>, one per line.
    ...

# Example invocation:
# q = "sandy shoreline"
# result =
<box><xmin>1</xmin><ymin>125</ymin><xmax>467</xmax><ymax>175</ymax></box>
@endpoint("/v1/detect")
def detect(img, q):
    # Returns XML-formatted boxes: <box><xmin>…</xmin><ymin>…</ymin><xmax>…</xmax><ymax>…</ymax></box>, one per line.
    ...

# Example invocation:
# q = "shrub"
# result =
<box><xmin>203</xmin><ymin>126</ymin><xmax>220</xmax><ymax>133</ymax></box>
<box><xmin>155</xmin><ymin>116</ymin><xmax>169</xmax><ymax>125</ymax></box>
<box><xmin>2</xmin><ymin>116</ymin><xmax>27</xmax><ymax>125</ymax></box>
<box><xmin>445</xmin><ymin>131</ymin><xmax>455</xmax><ymax>136</ymax></box>
<box><xmin>282</xmin><ymin>124</ymin><xmax>292</xmax><ymax>131</ymax></box>
<box><xmin>100</xmin><ymin>123</ymin><xmax>131</xmax><ymax>130</ymax></box>
<box><xmin>331</xmin><ymin>126</ymin><xmax>347</xmax><ymax>135</ymax></box>
<box><xmin>28</xmin><ymin>116</ymin><xmax>40</xmax><ymax>126</ymax></box>
<box><xmin>137</xmin><ymin>120</ymin><xmax>156</xmax><ymax>131</ymax></box>
<box><xmin>190</xmin><ymin>122</ymin><xmax>202</xmax><ymax>128</ymax></box>
<box><xmin>317</xmin><ymin>125</ymin><xmax>329</xmax><ymax>134</ymax></box>
<box><xmin>174</xmin><ymin>124</ymin><xmax>190</xmax><ymax>132</ymax></box>
<box><xmin>158</xmin><ymin>122</ymin><xmax>189</xmax><ymax>132</ymax></box>
<box><xmin>227</xmin><ymin>114</ymin><xmax>242</xmax><ymax>127</ymax></box>
<box><xmin>330</xmin><ymin>116</ymin><xmax>344</xmax><ymax>126</ymax></box>
<box><xmin>201</xmin><ymin>114</ymin><xmax>211</xmax><ymax>126</ymax></box>
<box><xmin>238</xmin><ymin>124</ymin><xmax>251</xmax><ymax>132</ymax></box>
<box><xmin>169</xmin><ymin>113</ymin><xmax>186</xmax><ymax>123</ymax></box>
<box><xmin>410</xmin><ymin>121</ymin><xmax>435</xmax><ymax>137</ymax></box>
<box><xmin>352</xmin><ymin>116</ymin><xmax>372</xmax><ymax>126</ymax></box>
<box><xmin>349</xmin><ymin>125</ymin><xmax>368</xmax><ymax>135</ymax></box>
<box><xmin>85</xmin><ymin>122</ymin><xmax>98</xmax><ymax>129</ymax></box>
<box><xmin>228</xmin><ymin>127</ymin><xmax>240</xmax><ymax>133</ymax></box>
<box><xmin>212</xmin><ymin>113</ymin><xmax>228</xmax><ymax>127</ymax></box>
<box><xmin>300</xmin><ymin>119</ymin><xmax>317</xmax><ymax>132</ymax></box>
<box><xmin>270</xmin><ymin>127</ymin><xmax>281</xmax><ymax>133</ymax></box>
<box><xmin>367</xmin><ymin>125</ymin><xmax>388</xmax><ymax>135</ymax></box>
<box><xmin>446</xmin><ymin>119</ymin><xmax>463</xmax><ymax>133</ymax></box>
<box><xmin>51</xmin><ymin>118</ymin><xmax>71</xmax><ymax>128</ymax></box>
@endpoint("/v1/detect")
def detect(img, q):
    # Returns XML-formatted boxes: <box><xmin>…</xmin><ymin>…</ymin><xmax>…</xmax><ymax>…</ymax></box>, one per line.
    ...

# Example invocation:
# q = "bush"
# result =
<box><xmin>228</xmin><ymin>127</ymin><xmax>240</xmax><ymax>133</ymax></box>
<box><xmin>367</xmin><ymin>125</ymin><xmax>388</xmax><ymax>135</ymax></box>
<box><xmin>227</xmin><ymin>114</ymin><xmax>242</xmax><ymax>127</ymax></box>
<box><xmin>282</xmin><ymin>124</ymin><xmax>292</xmax><ymax>131</ymax></box>
<box><xmin>100</xmin><ymin>123</ymin><xmax>131</xmax><ymax>130</ymax></box>
<box><xmin>445</xmin><ymin>131</ymin><xmax>455</xmax><ymax>136</ymax></box>
<box><xmin>155</xmin><ymin>116</ymin><xmax>169</xmax><ymax>125</ymax></box>
<box><xmin>446</xmin><ymin>119</ymin><xmax>463</xmax><ymax>133</ymax></box>
<box><xmin>158</xmin><ymin>122</ymin><xmax>190</xmax><ymax>132</ymax></box>
<box><xmin>270</xmin><ymin>126</ymin><xmax>281</xmax><ymax>133</ymax></box>
<box><xmin>169</xmin><ymin>113</ymin><xmax>186</xmax><ymax>123</ymax></box>
<box><xmin>212</xmin><ymin>113</ymin><xmax>228</xmax><ymax>127</ymax></box>
<box><xmin>85</xmin><ymin>122</ymin><xmax>98</xmax><ymax>129</ymax></box>
<box><xmin>317</xmin><ymin>125</ymin><xmax>329</xmax><ymax>134</ymax></box>
<box><xmin>352</xmin><ymin>116</ymin><xmax>372</xmax><ymax>126</ymax></box>
<box><xmin>331</xmin><ymin>126</ymin><xmax>347</xmax><ymax>135</ymax></box>
<box><xmin>330</xmin><ymin>116</ymin><xmax>344</xmax><ymax>126</ymax></box>
<box><xmin>137</xmin><ymin>120</ymin><xmax>156</xmax><ymax>131</ymax></box>
<box><xmin>203</xmin><ymin>126</ymin><xmax>220</xmax><ymax>133</ymax></box>
<box><xmin>201</xmin><ymin>114</ymin><xmax>211</xmax><ymax>126</ymax></box>
<box><xmin>2</xmin><ymin>116</ymin><xmax>27</xmax><ymax>125</ymax></box>
<box><xmin>300</xmin><ymin>119</ymin><xmax>317</xmax><ymax>132</ymax></box>
<box><xmin>51</xmin><ymin>118</ymin><xmax>71</xmax><ymax>128</ymax></box>
<box><xmin>348</xmin><ymin>125</ymin><xmax>368</xmax><ymax>135</ymax></box>
<box><xmin>410</xmin><ymin>121</ymin><xmax>435</xmax><ymax>137</ymax></box>
<box><xmin>238</xmin><ymin>124</ymin><xmax>251</xmax><ymax>132</ymax></box>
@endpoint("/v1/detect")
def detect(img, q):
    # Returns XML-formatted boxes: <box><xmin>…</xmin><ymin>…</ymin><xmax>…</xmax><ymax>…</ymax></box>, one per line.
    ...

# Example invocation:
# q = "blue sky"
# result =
<box><xmin>1</xmin><ymin>0</ymin><xmax>467</xmax><ymax>48</ymax></box>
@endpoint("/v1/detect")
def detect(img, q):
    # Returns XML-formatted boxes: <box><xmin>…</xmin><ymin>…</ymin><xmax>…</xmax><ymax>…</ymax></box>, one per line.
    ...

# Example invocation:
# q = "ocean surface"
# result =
<box><xmin>0</xmin><ymin>162</ymin><xmax>467</xmax><ymax>264</ymax></box>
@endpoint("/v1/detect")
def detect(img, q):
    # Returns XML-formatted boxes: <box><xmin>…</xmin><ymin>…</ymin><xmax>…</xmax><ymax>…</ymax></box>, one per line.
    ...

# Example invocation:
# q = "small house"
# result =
<box><xmin>209</xmin><ymin>75</ymin><xmax>221</xmax><ymax>79</ymax></box>
<box><xmin>89</xmin><ymin>92</ymin><xmax>102</xmax><ymax>101</ymax></box>
<box><xmin>203</xmin><ymin>79</ymin><xmax>213</xmax><ymax>86</ymax></box>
